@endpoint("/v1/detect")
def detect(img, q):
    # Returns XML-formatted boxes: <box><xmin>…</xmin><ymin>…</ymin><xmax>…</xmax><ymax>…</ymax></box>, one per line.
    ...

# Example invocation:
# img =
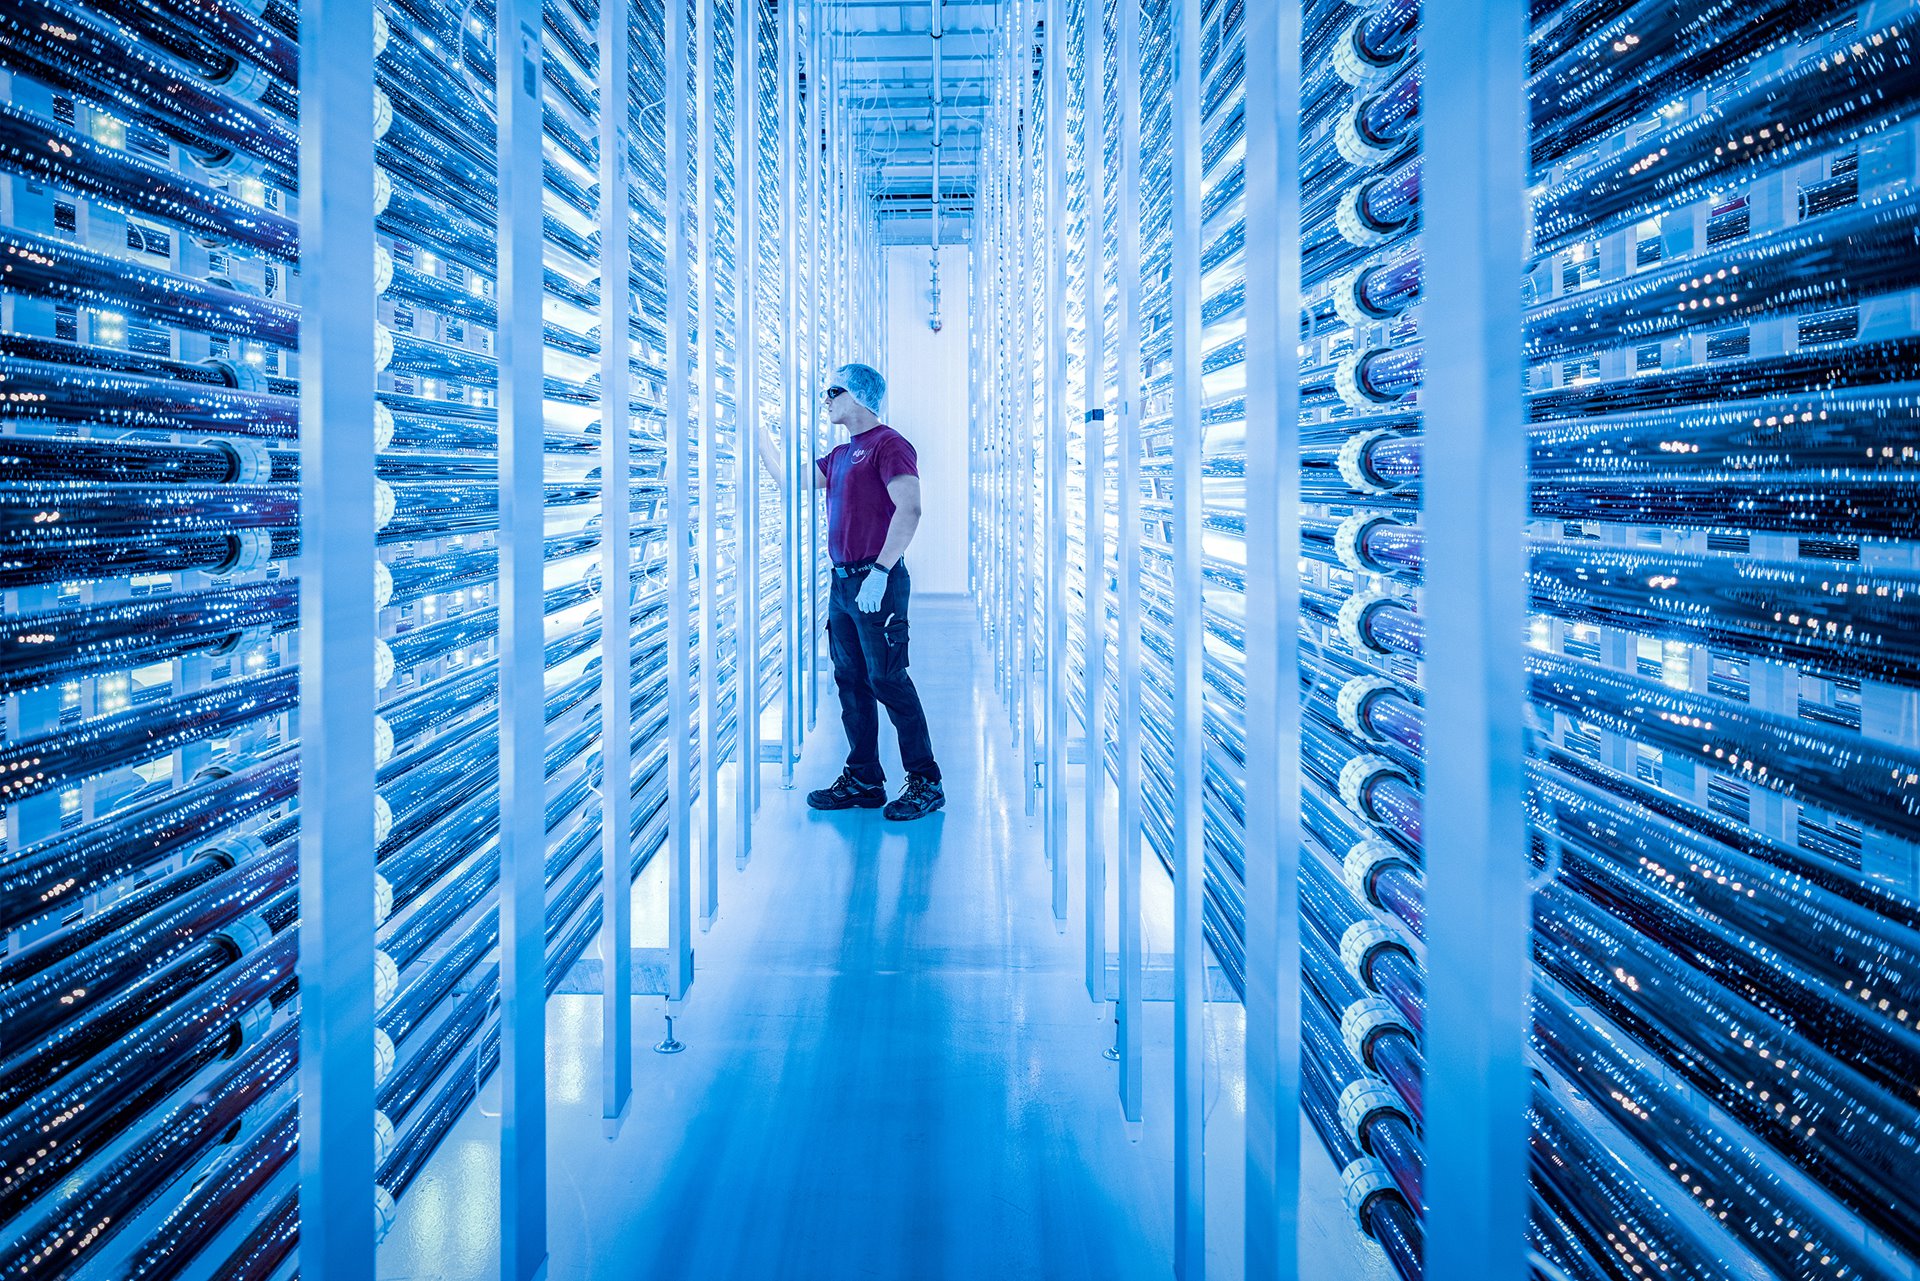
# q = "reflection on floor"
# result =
<box><xmin>379</xmin><ymin>599</ymin><xmax>1180</xmax><ymax>1280</ymax></box>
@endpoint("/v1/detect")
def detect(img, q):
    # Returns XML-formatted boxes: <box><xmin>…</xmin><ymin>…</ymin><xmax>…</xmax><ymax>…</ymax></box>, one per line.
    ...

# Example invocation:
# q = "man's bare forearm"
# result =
<box><xmin>875</xmin><ymin>507</ymin><xmax>920</xmax><ymax>570</ymax></box>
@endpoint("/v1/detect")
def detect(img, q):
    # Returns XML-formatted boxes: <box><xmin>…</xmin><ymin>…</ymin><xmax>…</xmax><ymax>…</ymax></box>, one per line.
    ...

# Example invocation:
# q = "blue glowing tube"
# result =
<box><xmin>207</xmin><ymin>1193</ymin><xmax>296</xmax><ymax>1281</ymax></box>
<box><xmin>1541</xmin><ymin>746</ymin><xmax>1920</xmax><ymax>931</ymax></box>
<box><xmin>0</xmin><ymin>332</ymin><xmax>276</xmax><ymax>387</ymax></box>
<box><xmin>379</xmin><ymin>746</ymin><xmax>597</xmax><ymax>918</ymax></box>
<box><xmin>0</xmin><ymin>751</ymin><xmax>296</xmax><ymax>934</ymax></box>
<box><xmin>0</xmin><ymin>354</ymin><xmax>297</xmax><ymax>440</ymax></box>
<box><xmin>1527</xmin><ymin>0</ymin><xmax>1854</xmax><ymax>168</ymax></box>
<box><xmin>0</xmin><ymin>831</ymin><xmax>294</xmax><ymax>1046</ymax></box>
<box><xmin>0</xmin><ymin>433</ymin><xmax>294</xmax><ymax>486</ymax></box>
<box><xmin>0</xmin><ymin>581</ymin><xmax>296</xmax><ymax>697</ymax></box>
<box><xmin>1533</xmin><ymin>991</ymin><xmax>1892</xmax><ymax>1281</ymax></box>
<box><xmin>82</xmin><ymin>0</ymin><xmax>283</xmax><ymax>91</ymax></box>
<box><xmin>1536</xmin><ymin>17</ymin><xmax>1920</xmax><ymax>251</ymax></box>
<box><xmin>1534</xmin><ymin>886</ymin><xmax>1920</xmax><ymax>1252</ymax></box>
<box><xmin>0</xmin><ymin>1021</ymin><xmax>296</xmax><ymax>1280</ymax></box>
<box><xmin>0</xmin><ymin>939</ymin><xmax>237</xmax><ymax>1107</ymax></box>
<box><xmin>0</xmin><ymin>668</ymin><xmax>296</xmax><ymax>807</ymax></box>
<box><xmin>0</xmin><ymin>226</ymin><xmax>296</xmax><ymax>346</ymax></box>
<box><xmin>116</xmin><ymin>0</ymin><xmax>297</xmax><ymax>82</ymax></box>
<box><xmin>0</xmin><ymin>104</ymin><xmax>298</xmax><ymax>260</ymax></box>
<box><xmin>1529</xmin><ymin>194</ymin><xmax>1920</xmax><ymax>361</ymax></box>
<box><xmin>0</xmin><ymin>853</ymin><xmax>227</xmax><ymax>986</ymax></box>
<box><xmin>0</xmin><ymin>930</ymin><xmax>295</xmax><ymax>1217</ymax></box>
<box><xmin>111</xmin><ymin>1102</ymin><xmax>298</xmax><ymax>1281</ymax></box>
<box><xmin>0</xmin><ymin>483</ymin><xmax>298</xmax><ymax>592</ymax></box>
<box><xmin>0</xmin><ymin>0</ymin><xmax>296</xmax><ymax>179</ymax></box>
<box><xmin>1530</xmin><ymin>387</ymin><xmax>1920</xmax><ymax>481</ymax></box>
<box><xmin>1527</xmin><ymin>540</ymin><xmax>1920</xmax><ymax>686</ymax></box>
<box><xmin>1527</xmin><ymin>1085</ymin><xmax>1731</xmax><ymax>1281</ymax></box>
<box><xmin>1527</xmin><ymin>651</ymin><xmax>1920</xmax><ymax>843</ymax></box>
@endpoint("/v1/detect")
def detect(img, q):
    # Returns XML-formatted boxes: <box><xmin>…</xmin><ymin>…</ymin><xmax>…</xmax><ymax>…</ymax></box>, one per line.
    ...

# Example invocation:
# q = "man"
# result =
<box><xmin>758</xmin><ymin>362</ymin><xmax>944</xmax><ymax>821</ymax></box>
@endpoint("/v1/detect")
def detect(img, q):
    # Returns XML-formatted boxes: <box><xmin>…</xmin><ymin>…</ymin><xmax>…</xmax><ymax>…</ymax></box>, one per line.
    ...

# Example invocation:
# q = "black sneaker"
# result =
<box><xmin>884</xmin><ymin>774</ymin><xmax>945</xmax><ymax>822</ymax></box>
<box><xmin>807</xmin><ymin>768</ymin><xmax>887</xmax><ymax>810</ymax></box>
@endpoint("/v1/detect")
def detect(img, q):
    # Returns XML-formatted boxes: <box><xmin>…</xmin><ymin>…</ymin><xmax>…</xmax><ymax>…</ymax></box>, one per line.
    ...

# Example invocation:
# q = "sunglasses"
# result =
<box><xmin>824</xmin><ymin>385</ymin><xmax>848</xmax><ymax>403</ymax></box>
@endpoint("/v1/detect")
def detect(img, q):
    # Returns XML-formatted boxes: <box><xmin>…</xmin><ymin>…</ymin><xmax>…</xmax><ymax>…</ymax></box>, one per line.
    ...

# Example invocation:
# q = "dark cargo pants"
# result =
<box><xmin>826</xmin><ymin>560</ymin><xmax>940</xmax><ymax>785</ymax></box>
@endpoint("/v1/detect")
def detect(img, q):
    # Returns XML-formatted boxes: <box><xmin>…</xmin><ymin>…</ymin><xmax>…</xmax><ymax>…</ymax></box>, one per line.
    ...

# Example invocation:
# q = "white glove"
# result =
<box><xmin>856</xmin><ymin>566</ymin><xmax>889</xmax><ymax>612</ymax></box>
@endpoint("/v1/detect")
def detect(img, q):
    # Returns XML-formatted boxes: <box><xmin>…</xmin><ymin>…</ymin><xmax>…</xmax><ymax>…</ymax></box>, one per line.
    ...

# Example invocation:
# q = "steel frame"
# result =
<box><xmin>1238</xmin><ymin>0</ymin><xmax>1303</xmax><ymax>1274</ymax></box>
<box><xmin>1421</xmin><ymin>5</ymin><xmax>1531</xmax><ymax>1278</ymax></box>
<box><xmin>598</xmin><ymin>0</ymin><xmax>636</xmax><ymax>1123</ymax></box>
<box><xmin>496</xmin><ymin>0</ymin><xmax>551</xmax><ymax>1273</ymax></box>
<box><xmin>295</xmin><ymin>0</ymin><xmax>378</xmax><ymax>1270</ymax></box>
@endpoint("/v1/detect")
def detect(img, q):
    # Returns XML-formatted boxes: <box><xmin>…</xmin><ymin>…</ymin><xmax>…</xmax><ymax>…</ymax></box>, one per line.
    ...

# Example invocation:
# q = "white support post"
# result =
<box><xmin>697</xmin><ymin>0</ymin><xmax>721</xmax><ymax>931</ymax></box>
<box><xmin>779</xmin><ymin>0</ymin><xmax>799</xmax><ymax>788</ymax></box>
<box><xmin>1113</xmin><ymin>0</ymin><xmax>1145</xmax><ymax>1124</ymax></box>
<box><xmin>1239</xmin><ymin>0</ymin><xmax>1304</xmax><ymax>1274</ymax></box>
<box><xmin>598</xmin><ymin>0</ymin><xmax>636</xmax><ymax>1124</ymax></box>
<box><xmin>1021</xmin><ymin>7</ymin><xmax>1036</xmax><ymax>791</ymax></box>
<box><xmin>1422</xmin><ymin>4</ymin><xmax>1530</xmax><ymax>1279</ymax></box>
<box><xmin>803</xmin><ymin>8</ymin><xmax>822</xmax><ymax>729</ymax></box>
<box><xmin>1169</xmin><ymin>0</ymin><xmax>1206</xmax><ymax>1270</ymax></box>
<box><xmin>1044</xmin><ymin>0</ymin><xmax>1068</xmax><ymax>923</ymax></box>
<box><xmin>735</xmin><ymin>0</ymin><xmax>760</xmax><ymax>855</ymax></box>
<box><xmin>665</xmin><ymin>0</ymin><xmax>697</xmax><ymax>1004</ymax></box>
<box><xmin>1079</xmin><ymin>0</ymin><xmax>1109</xmax><ymax>1005</ymax></box>
<box><xmin>497</xmin><ymin>0</ymin><xmax>549</xmax><ymax>1274</ymax></box>
<box><xmin>296</xmin><ymin>0</ymin><xmax>376</xmax><ymax>1270</ymax></box>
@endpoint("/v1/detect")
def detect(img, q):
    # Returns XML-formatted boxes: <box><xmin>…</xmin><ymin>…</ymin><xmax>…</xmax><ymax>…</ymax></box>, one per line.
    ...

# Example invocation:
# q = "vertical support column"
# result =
<box><xmin>696</xmin><ymin>0</ymin><xmax>721</xmax><ymax>931</ymax></box>
<box><xmin>1019</xmin><ymin>3</ymin><xmax>1035</xmax><ymax>799</ymax></box>
<box><xmin>1168</xmin><ymin>0</ymin><xmax>1205</xmax><ymax>1270</ymax></box>
<box><xmin>296</xmin><ymin>0</ymin><xmax>376</xmax><ymax>1270</ymax></box>
<box><xmin>496</xmin><ymin>0</ymin><xmax>549</xmax><ymax>1274</ymax></box>
<box><xmin>1421</xmin><ymin>5</ymin><xmax>1530</xmax><ymax>1279</ymax></box>
<box><xmin>1113</xmin><ymin>0</ymin><xmax>1145</xmax><ymax>1124</ymax></box>
<box><xmin>1079</xmin><ymin>0</ymin><xmax>1109</xmax><ymax>1004</ymax></box>
<box><xmin>779</xmin><ymin>0</ymin><xmax>799</xmax><ymax>787</ymax></box>
<box><xmin>803</xmin><ymin>8</ymin><xmax>822</xmax><ymax>729</ymax></box>
<box><xmin>665</xmin><ymin>0</ymin><xmax>697</xmax><ymax>1003</ymax></box>
<box><xmin>598</xmin><ymin>0</ymin><xmax>636</xmax><ymax>1123</ymax></box>
<box><xmin>735</xmin><ymin>0</ymin><xmax>760</xmax><ymax>853</ymax></box>
<box><xmin>1043</xmin><ymin>0</ymin><xmax>1068</xmax><ymax>923</ymax></box>
<box><xmin>1239</xmin><ymin>0</ymin><xmax>1303</xmax><ymax>1274</ymax></box>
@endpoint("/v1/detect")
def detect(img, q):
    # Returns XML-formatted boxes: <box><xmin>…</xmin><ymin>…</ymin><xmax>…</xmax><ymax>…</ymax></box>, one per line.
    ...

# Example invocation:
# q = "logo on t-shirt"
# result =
<box><xmin>852</xmin><ymin>448</ymin><xmax>871</xmax><ymax>464</ymax></box>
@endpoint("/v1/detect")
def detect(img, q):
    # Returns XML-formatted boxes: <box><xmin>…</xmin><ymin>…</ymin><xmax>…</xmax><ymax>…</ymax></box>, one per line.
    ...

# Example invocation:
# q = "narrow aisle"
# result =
<box><xmin>380</xmin><ymin>597</ymin><xmax>1176</xmax><ymax>1281</ymax></box>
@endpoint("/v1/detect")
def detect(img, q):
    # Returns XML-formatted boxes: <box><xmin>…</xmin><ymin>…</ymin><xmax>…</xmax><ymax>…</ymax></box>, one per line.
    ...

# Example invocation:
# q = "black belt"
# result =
<box><xmin>831</xmin><ymin>559</ymin><xmax>878</xmax><ymax>578</ymax></box>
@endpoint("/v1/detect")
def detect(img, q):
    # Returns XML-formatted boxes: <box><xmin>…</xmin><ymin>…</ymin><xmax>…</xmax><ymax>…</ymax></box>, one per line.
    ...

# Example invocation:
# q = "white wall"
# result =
<box><xmin>881</xmin><ymin>243</ymin><xmax>972</xmax><ymax>595</ymax></box>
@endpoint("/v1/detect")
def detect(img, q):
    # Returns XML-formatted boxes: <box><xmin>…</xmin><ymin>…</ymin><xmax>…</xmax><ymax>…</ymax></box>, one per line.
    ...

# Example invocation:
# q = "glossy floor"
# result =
<box><xmin>375</xmin><ymin>598</ymin><xmax>1170</xmax><ymax>1279</ymax></box>
<box><xmin>376</xmin><ymin>597</ymin><xmax>1377</xmax><ymax>1281</ymax></box>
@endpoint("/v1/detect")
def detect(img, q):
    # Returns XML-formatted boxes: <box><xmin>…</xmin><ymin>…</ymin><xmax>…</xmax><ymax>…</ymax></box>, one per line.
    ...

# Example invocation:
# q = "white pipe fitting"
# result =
<box><xmin>1340</xmin><ymin>918</ymin><xmax>1415</xmax><ymax>989</ymax></box>
<box><xmin>1334</xmin><ymin>588</ymin><xmax>1394</xmax><ymax>654</ymax></box>
<box><xmin>1338</xmin><ymin>752</ymin><xmax>1413</xmax><ymax>825</ymax></box>
<box><xmin>1339</xmin><ymin>1077</ymin><xmax>1410</xmax><ymax>1153</ymax></box>
<box><xmin>1343</xmin><ymin>835</ymin><xmax>1414</xmax><ymax>910</ymax></box>
<box><xmin>1340</xmin><ymin>1155</ymin><xmax>1399</xmax><ymax>1238</ymax></box>
<box><xmin>1341</xmin><ymin>994</ymin><xmax>1412</xmax><ymax>1071</ymax></box>
<box><xmin>1336</xmin><ymin>672</ymin><xmax>1398</xmax><ymax>741</ymax></box>
<box><xmin>1335</xmin><ymin>426</ymin><xmax>1401</xmax><ymax>494</ymax></box>
<box><xmin>214</xmin><ymin>912</ymin><xmax>275</xmax><ymax>958</ymax></box>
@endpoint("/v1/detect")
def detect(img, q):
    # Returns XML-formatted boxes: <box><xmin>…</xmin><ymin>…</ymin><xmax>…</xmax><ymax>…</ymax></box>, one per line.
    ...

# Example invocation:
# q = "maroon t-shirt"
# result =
<box><xmin>816</xmin><ymin>424</ymin><xmax>918</xmax><ymax>565</ymax></box>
